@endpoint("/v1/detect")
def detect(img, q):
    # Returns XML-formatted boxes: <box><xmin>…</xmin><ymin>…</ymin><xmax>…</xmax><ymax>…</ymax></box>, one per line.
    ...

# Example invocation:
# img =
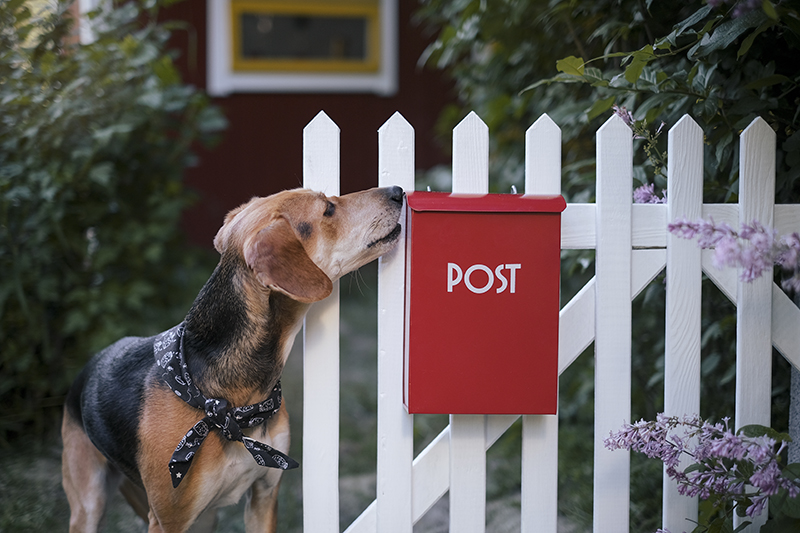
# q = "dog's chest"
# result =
<box><xmin>202</xmin><ymin>423</ymin><xmax>290</xmax><ymax>508</ymax></box>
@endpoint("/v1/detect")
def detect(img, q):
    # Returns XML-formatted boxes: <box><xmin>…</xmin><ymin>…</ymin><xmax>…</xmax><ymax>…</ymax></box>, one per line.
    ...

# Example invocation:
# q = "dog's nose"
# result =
<box><xmin>385</xmin><ymin>185</ymin><xmax>404</xmax><ymax>205</ymax></box>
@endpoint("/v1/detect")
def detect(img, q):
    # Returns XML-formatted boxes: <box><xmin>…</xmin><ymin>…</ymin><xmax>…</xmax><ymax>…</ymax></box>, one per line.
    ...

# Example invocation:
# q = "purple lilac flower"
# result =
<box><xmin>711</xmin><ymin>235</ymin><xmax>741</xmax><ymax>270</ymax></box>
<box><xmin>606</xmin><ymin>414</ymin><xmax>800</xmax><ymax>519</ymax></box>
<box><xmin>613</xmin><ymin>104</ymin><xmax>635</xmax><ymax>127</ymax></box>
<box><xmin>732</xmin><ymin>0</ymin><xmax>762</xmax><ymax>18</ymax></box>
<box><xmin>634</xmin><ymin>183</ymin><xmax>667</xmax><ymax>204</ymax></box>
<box><xmin>669</xmin><ymin>218</ymin><xmax>800</xmax><ymax>287</ymax></box>
<box><xmin>707</xmin><ymin>0</ymin><xmax>762</xmax><ymax>17</ymax></box>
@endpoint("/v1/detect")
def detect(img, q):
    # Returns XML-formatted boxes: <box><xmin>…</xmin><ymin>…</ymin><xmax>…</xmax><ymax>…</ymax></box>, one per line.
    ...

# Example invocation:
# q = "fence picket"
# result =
<box><xmin>376</xmin><ymin>112</ymin><xmax>415</xmax><ymax>533</ymax></box>
<box><xmin>302</xmin><ymin>111</ymin><xmax>341</xmax><ymax>533</ymax></box>
<box><xmin>593</xmin><ymin>114</ymin><xmax>633</xmax><ymax>532</ymax></box>
<box><xmin>736</xmin><ymin>117</ymin><xmax>776</xmax><ymax>531</ymax></box>
<box><xmin>663</xmin><ymin>115</ymin><xmax>703</xmax><ymax>531</ymax></box>
<box><xmin>521</xmin><ymin>114</ymin><xmax>561</xmax><ymax>533</ymax></box>
<box><xmin>449</xmin><ymin>110</ymin><xmax>489</xmax><ymax>533</ymax></box>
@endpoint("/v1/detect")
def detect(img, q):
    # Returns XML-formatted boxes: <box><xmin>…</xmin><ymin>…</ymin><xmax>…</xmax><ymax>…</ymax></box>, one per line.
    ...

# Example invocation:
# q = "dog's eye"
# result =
<box><xmin>323</xmin><ymin>201</ymin><xmax>336</xmax><ymax>217</ymax></box>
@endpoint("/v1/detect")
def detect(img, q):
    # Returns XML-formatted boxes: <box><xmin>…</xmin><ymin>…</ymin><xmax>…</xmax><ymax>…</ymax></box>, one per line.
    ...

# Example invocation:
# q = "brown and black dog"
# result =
<box><xmin>61</xmin><ymin>186</ymin><xmax>404</xmax><ymax>533</ymax></box>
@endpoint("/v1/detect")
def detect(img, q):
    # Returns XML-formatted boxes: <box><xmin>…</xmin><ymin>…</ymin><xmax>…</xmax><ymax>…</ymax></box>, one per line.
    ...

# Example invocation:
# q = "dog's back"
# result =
<box><xmin>65</xmin><ymin>336</ymin><xmax>155</xmax><ymax>485</ymax></box>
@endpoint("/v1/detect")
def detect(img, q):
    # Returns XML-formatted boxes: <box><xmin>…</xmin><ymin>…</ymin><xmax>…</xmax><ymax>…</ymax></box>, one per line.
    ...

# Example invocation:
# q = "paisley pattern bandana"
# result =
<box><xmin>153</xmin><ymin>323</ymin><xmax>299</xmax><ymax>488</ymax></box>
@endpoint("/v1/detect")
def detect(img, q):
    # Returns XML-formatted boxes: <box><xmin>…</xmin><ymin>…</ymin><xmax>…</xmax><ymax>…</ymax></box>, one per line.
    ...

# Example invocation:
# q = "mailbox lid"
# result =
<box><xmin>406</xmin><ymin>191</ymin><xmax>566</xmax><ymax>213</ymax></box>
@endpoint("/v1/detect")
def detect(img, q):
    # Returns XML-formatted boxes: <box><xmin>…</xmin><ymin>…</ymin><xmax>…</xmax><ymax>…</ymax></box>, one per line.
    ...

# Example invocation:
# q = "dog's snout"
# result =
<box><xmin>385</xmin><ymin>185</ymin><xmax>404</xmax><ymax>205</ymax></box>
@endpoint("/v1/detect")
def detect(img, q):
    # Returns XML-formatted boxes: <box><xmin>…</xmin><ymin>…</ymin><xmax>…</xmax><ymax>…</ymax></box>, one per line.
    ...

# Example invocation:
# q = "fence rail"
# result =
<box><xmin>299</xmin><ymin>110</ymin><xmax>800</xmax><ymax>532</ymax></box>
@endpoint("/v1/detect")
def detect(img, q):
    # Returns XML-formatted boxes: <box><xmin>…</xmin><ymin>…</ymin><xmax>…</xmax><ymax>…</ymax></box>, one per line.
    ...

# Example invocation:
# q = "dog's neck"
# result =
<box><xmin>181</xmin><ymin>251</ymin><xmax>310</xmax><ymax>407</ymax></box>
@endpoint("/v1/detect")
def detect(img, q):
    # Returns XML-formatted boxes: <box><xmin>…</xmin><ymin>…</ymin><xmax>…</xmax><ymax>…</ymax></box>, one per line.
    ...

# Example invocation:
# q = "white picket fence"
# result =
<box><xmin>299</xmin><ymin>110</ymin><xmax>800</xmax><ymax>533</ymax></box>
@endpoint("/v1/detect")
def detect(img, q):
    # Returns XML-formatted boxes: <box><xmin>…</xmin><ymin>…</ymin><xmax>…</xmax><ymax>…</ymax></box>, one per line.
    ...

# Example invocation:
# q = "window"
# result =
<box><xmin>207</xmin><ymin>0</ymin><xmax>397</xmax><ymax>96</ymax></box>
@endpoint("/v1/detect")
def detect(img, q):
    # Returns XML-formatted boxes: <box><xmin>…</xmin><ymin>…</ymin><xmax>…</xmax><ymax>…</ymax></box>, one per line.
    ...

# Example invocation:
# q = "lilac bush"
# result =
<box><xmin>668</xmin><ymin>218</ymin><xmax>800</xmax><ymax>293</ymax></box>
<box><xmin>606</xmin><ymin>415</ymin><xmax>800</xmax><ymax>529</ymax></box>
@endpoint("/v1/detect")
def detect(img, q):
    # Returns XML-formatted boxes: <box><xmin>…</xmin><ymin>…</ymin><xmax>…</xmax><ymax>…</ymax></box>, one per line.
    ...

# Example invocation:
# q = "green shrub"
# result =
<box><xmin>0</xmin><ymin>0</ymin><xmax>226</xmax><ymax>443</ymax></box>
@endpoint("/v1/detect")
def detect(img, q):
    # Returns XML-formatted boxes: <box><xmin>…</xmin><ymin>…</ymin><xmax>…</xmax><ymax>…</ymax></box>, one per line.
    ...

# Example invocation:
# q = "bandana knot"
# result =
<box><xmin>154</xmin><ymin>323</ymin><xmax>299</xmax><ymax>488</ymax></box>
<box><xmin>204</xmin><ymin>398</ymin><xmax>243</xmax><ymax>441</ymax></box>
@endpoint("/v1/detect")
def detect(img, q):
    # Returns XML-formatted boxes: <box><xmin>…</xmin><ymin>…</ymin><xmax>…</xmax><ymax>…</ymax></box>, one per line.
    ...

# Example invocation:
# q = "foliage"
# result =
<box><xmin>417</xmin><ymin>0</ymin><xmax>799</xmax><ymax>202</ymax></box>
<box><xmin>416</xmin><ymin>0</ymin><xmax>799</xmax><ymax>529</ymax></box>
<box><xmin>529</xmin><ymin>1</ymin><xmax>800</xmax><ymax>204</ymax></box>
<box><xmin>0</xmin><ymin>0</ymin><xmax>226</xmax><ymax>443</ymax></box>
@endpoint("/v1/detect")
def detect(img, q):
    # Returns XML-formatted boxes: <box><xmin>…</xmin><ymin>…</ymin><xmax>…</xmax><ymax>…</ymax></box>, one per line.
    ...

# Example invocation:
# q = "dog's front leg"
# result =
<box><xmin>244</xmin><ymin>471</ymin><xmax>282</xmax><ymax>533</ymax></box>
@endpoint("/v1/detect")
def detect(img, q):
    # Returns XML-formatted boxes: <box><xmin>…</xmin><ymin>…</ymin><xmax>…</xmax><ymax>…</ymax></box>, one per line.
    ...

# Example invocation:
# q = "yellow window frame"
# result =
<box><xmin>231</xmin><ymin>0</ymin><xmax>381</xmax><ymax>73</ymax></box>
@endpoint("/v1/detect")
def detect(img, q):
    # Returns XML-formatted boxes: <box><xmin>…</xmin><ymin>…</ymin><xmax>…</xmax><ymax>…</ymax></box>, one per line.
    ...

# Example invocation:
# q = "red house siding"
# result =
<box><xmin>162</xmin><ymin>0</ymin><xmax>454</xmax><ymax>247</ymax></box>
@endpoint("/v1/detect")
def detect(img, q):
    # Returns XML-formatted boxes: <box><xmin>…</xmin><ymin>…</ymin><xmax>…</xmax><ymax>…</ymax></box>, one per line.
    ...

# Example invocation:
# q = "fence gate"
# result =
<box><xmin>300</xmin><ymin>110</ymin><xmax>800</xmax><ymax>533</ymax></box>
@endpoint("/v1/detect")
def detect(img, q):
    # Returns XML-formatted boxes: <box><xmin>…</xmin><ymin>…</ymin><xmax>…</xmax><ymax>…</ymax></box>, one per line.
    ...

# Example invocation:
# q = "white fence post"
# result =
<box><xmin>376</xmin><ymin>113</ymin><xmax>415</xmax><ymax>532</ymax></box>
<box><xmin>302</xmin><ymin>111</ymin><xmax>341</xmax><ymax>533</ymax></box>
<box><xmin>449</xmin><ymin>111</ymin><xmax>489</xmax><ymax>533</ymax></box>
<box><xmin>663</xmin><ymin>115</ymin><xmax>703</xmax><ymax>532</ymax></box>
<box><xmin>736</xmin><ymin>117</ymin><xmax>776</xmax><ymax>531</ymax></box>
<box><xmin>593</xmin><ymin>114</ymin><xmax>633</xmax><ymax>532</ymax></box>
<box><xmin>521</xmin><ymin>114</ymin><xmax>561</xmax><ymax>533</ymax></box>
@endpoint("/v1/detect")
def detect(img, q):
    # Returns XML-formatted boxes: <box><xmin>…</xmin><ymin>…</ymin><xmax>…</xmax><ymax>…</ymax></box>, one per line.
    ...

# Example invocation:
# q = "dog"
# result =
<box><xmin>61</xmin><ymin>186</ymin><xmax>404</xmax><ymax>533</ymax></box>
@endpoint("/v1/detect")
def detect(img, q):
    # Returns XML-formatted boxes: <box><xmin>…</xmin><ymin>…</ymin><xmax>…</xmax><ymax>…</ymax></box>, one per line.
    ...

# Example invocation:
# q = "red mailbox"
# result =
<box><xmin>403</xmin><ymin>192</ymin><xmax>566</xmax><ymax>415</ymax></box>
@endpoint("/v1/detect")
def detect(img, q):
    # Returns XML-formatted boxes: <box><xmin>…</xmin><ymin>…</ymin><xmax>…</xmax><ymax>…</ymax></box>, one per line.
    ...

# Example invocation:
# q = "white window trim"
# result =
<box><xmin>78</xmin><ymin>0</ymin><xmax>103</xmax><ymax>44</ymax></box>
<box><xmin>207</xmin><ymin>0</ymin><xmax>398</xmax><ymax>97</ymax></box>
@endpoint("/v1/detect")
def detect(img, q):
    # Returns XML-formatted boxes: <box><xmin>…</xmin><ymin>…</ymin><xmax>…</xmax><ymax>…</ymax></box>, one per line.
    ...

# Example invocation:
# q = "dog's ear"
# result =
<box><xmin>244</xmin><ymin>219</ymin><xmax>333</xmax><ymax>303</ymax></box>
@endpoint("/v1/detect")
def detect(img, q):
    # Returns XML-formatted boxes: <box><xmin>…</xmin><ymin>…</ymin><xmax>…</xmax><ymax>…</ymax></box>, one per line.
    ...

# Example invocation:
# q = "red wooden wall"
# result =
<box><xmin>161</xmin><ymin>0</ymin><xmax>454</xmax><ymax>247</ymax></box>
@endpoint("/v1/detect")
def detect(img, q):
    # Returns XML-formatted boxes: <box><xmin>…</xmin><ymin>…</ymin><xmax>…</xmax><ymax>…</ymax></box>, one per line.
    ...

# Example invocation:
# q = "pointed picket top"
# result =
<box><xmin>671</xmin><ymin>113</ymin><xmax>702</xmax><ymax>137</ymax></box>
<box><xmin>378</xmin><ymin>112</ymin><xmax>415</xmax><ymax>190</ymax></box>
<box><xmin>304</xmin><ymin>111</ymin><xmax>340</xmax><ymax>195</ymax></box>
<box><xmin>739</xmin><ymin>116</ymin><xmax>776</xmax><ymax>226</ymax></box>
<box><xmin>525</xmin><ymin>113</ymin><xmax>562</xmax><ymax>195</ymax></box>
<box><xmin>452</xmin><ymin>111</ymin><xmax>489</xmax><ymax>194</ymax></box>
<box><xmin>667</xmin><ymin>114</ymin><xmax>703</xmax><ymax>216</ymax></box>
<box><xmin>596</xmin><ymin>113</ymin><xmax>633</xmax><ymax>196</ymax></box>
<box><xmin>741</xmin><ymin>115</ymin><xmax>775</xmax><ymax>143</ymax></box>
<box><xmin>379</xmin><ymin>110</ymin><xmax>412</xmax><ymax>134</ymax></box>
<box><xmin>305</xmin><ymin>110</ymin><xmax>340</xmax><ymax>134</ymax></box>
<box><xmin>598</xmin><ymin>111</ymin><xmax>632</xmax><ymax>135</ymax></box>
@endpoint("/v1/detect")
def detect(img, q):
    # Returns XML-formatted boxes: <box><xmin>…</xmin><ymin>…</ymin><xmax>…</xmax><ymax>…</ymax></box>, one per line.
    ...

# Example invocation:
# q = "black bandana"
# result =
<box><xmin>153</xmin><ymin>323</ymin><xmax>299</xmax><ymax>488</ymax></box>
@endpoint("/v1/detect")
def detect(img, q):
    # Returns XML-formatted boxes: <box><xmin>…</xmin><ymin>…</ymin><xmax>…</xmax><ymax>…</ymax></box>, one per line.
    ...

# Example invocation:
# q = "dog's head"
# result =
<box><xmin>214</xmin><ymin>186</ymin><xmax>404</xmax><ymax>304</ymax></box>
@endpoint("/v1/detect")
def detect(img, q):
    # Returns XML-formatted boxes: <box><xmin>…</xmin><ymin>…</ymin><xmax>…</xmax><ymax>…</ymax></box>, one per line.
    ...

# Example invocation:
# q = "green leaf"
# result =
<box><xmin>761</xmin><ymin>514</ymin><xmax>800</xmax><ymax>532</ymax></box>
<box><xmin>688</xmin><ymin>63</ymin><xmax>700</xmax><ymax>85</ymax></box>
<box><xmin>737</xmin><ymin>424</ymin><xmax>791</xmax><ymax>442</ymax></box>
<box><xmin>625</xmin><ymin>44</ymin><xmax>655</xmax><ymax>83</ymax></box>
<box><xmin>731</xmin><ymin>519</ymin><xmax>751</xmax><ymax>532</ymax></box>
<box><xmin>624</xmin><ymin>53</ymin><xmax>651</xmax><ymax>84</ymax></box>
<box><xmin>582</xmin><ymin>67</ymin><xmax>609</xmax><ymax>87</ymax></box>
<box><xmin>690</xmin><ymin>9</ymin><xmax>768</xmax><ymax>59</ymax></box>
<box><xmin>521</xmin><ymin>73</ymin><xmax>586</xmax><ymax>93</ymax></box>
<box><xmin>744</xmin><ymin>74</ymin><xmax>792</xmax><ymax>90</ymax></box>
<box><xmin>586</xmin><ymin>96</ymin><xmax>616</xmax><ymax>120</ymax></box>
<box><xmin>762</xmin><ymin>0</ymin><xmax>778</xmax><ymax>21</ymax></box>
<box><xmin>771</xmin><ymin>483</ymin><xmax>800</xmax><ymax>519</ymax></box>
<box><xmin>88</xmin><ymin>162</ymin><xmax>113</xmax><ymax>187</ymax></box>
<box><xmin>673</xmin><ymin>5</ymin><xmax>714</xmax><ymax>37</ymax></box>
<box><xmin>556</xmin><ymin>56</ymin><xmax>585</xmax><ymax>76</ymax></box>
<box><xmin>737</xmin><ymin>20</ymin><xmax>775</xmax><ymax>58</ymax></box>
<box><xmin>684</xmin><ymin>462</ymin><xmax>704</xmax><ymax>474</ymax></box>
